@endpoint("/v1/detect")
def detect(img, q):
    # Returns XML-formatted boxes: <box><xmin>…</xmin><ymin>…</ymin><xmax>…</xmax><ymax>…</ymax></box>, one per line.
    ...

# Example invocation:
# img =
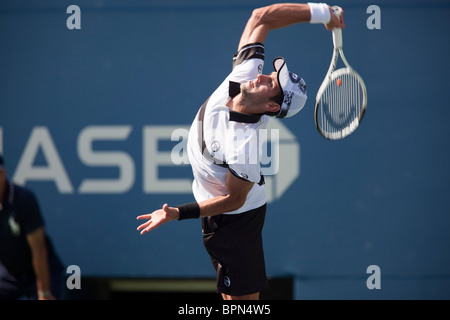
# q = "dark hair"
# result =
<box><xmin>264</xmin><ymin>89</ymin><xmax>284</xmax><ymax>117</ymax></box>
<box><xmin>0</xmin><ymin>154</ymin><xmax>4</xmax><ymax>166</ymax></box>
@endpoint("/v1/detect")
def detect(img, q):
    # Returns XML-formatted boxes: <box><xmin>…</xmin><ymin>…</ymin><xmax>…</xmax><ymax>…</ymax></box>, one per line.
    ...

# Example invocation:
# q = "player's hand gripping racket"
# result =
<box><xmin>314</xmin><ymin>6</ymin><xmax>367</xmax><ymax>140</ymax></box>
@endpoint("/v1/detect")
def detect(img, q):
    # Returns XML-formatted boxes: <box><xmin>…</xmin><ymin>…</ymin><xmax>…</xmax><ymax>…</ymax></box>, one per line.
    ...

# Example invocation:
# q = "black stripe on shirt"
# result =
<box><xmin>232</xmin><ymin>42</ymin><xmax>265</xmax><ymax>69</ymax></box>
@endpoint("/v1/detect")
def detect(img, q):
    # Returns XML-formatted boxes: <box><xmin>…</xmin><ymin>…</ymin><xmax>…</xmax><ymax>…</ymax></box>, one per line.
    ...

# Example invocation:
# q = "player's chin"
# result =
<box><xmin>241</xmin><ymin>82</ymin><xmax>251</xmax><ymax>92</ymax></box>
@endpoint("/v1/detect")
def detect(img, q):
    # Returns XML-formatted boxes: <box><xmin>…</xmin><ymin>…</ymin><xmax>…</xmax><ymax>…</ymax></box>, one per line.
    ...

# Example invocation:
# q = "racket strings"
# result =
<box><xmin>318</xmin><ymin>72</ymin><xmax>364</xmax><ymax>138</ymax></box>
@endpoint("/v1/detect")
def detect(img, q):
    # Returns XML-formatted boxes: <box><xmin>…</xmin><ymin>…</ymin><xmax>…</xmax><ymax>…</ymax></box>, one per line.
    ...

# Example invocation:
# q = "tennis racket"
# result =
<box><xmin>314</xmin><ymin>6</ymin><xmax>367</xmax><ymax>140</ymax></box>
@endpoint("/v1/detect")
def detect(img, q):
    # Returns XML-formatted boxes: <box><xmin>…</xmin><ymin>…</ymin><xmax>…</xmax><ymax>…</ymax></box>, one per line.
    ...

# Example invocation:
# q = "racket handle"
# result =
<box><xmin>331</xmin><ymin>6</ymin><xmax>343</xmax><ymax>49</ymax></box>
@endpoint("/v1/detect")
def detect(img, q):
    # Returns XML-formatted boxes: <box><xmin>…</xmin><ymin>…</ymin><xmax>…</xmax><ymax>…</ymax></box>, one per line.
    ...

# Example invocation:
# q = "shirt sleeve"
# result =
<box><xmin>16</xmin><ymin>187</ymin><xmax>45</xmax><ymax>235</ymax></box>
<box><xmin>228</xmin><ymin>163</ymin><xmax>262</xmax><ymax>184</ymax></box>
<box><xmin>232</xmin><ymin>42</ymin><xmax>265</xmax><ymax>69</ymax></box>
<box><xmin>230</xmin><ymin>42</ymin><xmax>265</xmax><ymax>83</ymax></box>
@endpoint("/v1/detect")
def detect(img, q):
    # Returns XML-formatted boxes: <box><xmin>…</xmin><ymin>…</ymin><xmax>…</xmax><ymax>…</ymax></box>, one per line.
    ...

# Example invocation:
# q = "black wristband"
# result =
<box><xmin>176</xmin><ymin>202</ymin><xmax>200</xmax><ymax>220</ymax></box>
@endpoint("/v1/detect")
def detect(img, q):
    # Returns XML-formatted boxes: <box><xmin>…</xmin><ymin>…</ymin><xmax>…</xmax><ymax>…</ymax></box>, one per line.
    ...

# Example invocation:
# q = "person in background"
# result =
<box><xmin>0</xmin><ymin>153</ymin><xmax>64</xmax><ymax>300</ymax></box>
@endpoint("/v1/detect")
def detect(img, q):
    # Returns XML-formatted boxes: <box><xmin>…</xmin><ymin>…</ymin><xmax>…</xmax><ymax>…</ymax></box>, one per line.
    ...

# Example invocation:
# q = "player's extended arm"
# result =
<box><xmin>238</xmin><ymin>3</ymin><xmax>345</xmax><ymax>51</ymax></box>
<box><xmin>27</xmin><ymin>227</ymin><xmax>56</xmax><ymax>300</ymax></box>
<box><xmin>137</xmin><ymin>171</ymin><xmax>253</xmax><ymax>235</ymax></box>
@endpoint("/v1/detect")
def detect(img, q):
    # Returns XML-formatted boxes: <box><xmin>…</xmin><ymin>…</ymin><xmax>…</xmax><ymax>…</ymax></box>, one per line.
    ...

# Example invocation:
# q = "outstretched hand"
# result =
<box><xmin>136</xmin><ymin>204</ymin><xmax>179</xmax><ymax>235</ymax></box>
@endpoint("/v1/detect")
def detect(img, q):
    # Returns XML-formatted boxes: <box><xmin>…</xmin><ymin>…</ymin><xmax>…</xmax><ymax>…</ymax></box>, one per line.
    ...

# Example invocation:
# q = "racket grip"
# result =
<box><xmin>331</xmin><ymin>6</ymin><xmax>343</xmax><ymax>48</ymax></box>
<box><xmin>332</xmin><ymin>27</ymin><xmax>342</xmax><ymax>49</ymax></box>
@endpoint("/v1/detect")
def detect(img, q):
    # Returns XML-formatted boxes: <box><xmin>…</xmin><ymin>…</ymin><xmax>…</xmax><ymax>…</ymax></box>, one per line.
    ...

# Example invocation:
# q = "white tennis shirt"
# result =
<box><xmin>187</xmin><ymin>43</ymin><xmax>270</xmax><ymax>214</ymax></box>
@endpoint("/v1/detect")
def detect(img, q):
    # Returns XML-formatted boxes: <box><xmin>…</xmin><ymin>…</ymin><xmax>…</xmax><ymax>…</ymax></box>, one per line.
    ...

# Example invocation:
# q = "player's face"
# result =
<box><xmin>242</xmin><ymin>72</ymin><xmax>281</xmax><ymax>103</ymax></box>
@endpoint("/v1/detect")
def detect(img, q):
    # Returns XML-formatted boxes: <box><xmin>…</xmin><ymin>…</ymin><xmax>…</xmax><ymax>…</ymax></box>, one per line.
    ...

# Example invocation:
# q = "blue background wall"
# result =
<box><xmin>1</xmin><ymin>0</ymin><xmax>449</xmax><ymax>299</ymax></box>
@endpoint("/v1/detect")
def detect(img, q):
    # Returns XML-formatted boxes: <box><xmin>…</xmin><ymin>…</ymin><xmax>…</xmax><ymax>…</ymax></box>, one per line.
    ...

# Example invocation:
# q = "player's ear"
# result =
<box><xmin>265</xmin><ymin>102</ymin><xmax>280</xmax><ymax>113</ymax></box>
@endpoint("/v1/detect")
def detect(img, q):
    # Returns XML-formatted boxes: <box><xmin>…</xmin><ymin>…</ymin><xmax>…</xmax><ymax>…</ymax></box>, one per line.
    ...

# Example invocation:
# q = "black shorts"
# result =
<box><xmin>202</xmin><ymin>204</ymin><xmax>268</xmax><ymax>296</ymax></box>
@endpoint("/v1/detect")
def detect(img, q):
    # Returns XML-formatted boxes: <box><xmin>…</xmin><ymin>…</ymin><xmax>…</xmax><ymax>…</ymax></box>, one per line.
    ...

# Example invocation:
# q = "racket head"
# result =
<box><xmin>314</xmin><ymin>67</ymin><xmax>367</xmax><ymax>140</ymax></box>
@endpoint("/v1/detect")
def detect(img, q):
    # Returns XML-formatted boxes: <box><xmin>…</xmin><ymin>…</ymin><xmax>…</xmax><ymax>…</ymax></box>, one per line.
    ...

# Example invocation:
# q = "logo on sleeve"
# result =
<box><xmin>211</xmin><ymin>141</ymin><xmax>220</xmax><ymax>152</ymax></box>
<box><xmin>240</xmin><ymin>173</ymin><xmax>248</xmax><ymax>180</ymax></box>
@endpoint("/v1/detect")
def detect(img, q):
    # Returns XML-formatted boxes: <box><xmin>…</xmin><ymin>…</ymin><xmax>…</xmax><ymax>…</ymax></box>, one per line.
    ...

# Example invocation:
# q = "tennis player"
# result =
<box><xmin>137</xmin><ymin>3</ymin><xmax>345</xmax><ymax>300</ymax></box>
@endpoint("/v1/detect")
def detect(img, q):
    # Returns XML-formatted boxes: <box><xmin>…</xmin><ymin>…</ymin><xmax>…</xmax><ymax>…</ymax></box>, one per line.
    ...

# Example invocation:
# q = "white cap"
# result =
<box><xmin>273</xmin><ymin>57</ymin><xmax>307</xmax><ymax>118</ymax></box>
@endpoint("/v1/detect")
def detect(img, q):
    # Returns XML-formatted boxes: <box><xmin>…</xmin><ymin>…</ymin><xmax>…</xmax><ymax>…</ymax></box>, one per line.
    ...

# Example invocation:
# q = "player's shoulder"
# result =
<box><xmin>231</xmin><ymin>42</ymin><xmax>265</xmax><ymax>79</ymax></box>
<box><xmin>12</xmin><ymin>183</ymin><xmax>36</xmax><ymax>201</ymax></box>
<box><xmin>233</xmin><ymin>42</ymin><xmax>265</xmax><ymax>68</ymax></box>
<box><xmin>11</xmin><ymin>183</ymin><xmax>40</xmax><ymax>213</ymax></box>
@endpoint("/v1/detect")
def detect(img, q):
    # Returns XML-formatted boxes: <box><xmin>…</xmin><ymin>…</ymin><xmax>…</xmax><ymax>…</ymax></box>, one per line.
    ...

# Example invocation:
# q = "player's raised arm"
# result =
<box><xmin>238</xmin><ymin>2</ymin><xmax>345</xmax><ymax>51</ymax></box>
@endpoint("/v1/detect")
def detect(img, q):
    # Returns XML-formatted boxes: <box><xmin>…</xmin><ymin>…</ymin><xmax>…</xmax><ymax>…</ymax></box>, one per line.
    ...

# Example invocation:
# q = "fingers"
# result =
<box><xmin>136</xmin><ymin>213</ymin><xmax>152</xmax><ymax>220</ymax></box>
<box><xmin>325</xmin><ymin>7</ymin><xmax>344</xmax><ymax>30</ymax></box>
<box><xmin>137</xmin><ymin>213</ymin><xmax>153</xmax><ymax>234</ymax></box>
<box><xmin>138</xmin><ymin>221</ymin><xmax>155</xmax><ymax>235</ymax></box>
<box><xmin>137</xmin><ymin>204</ymin><xmax>167</xmax><ymax>220</ymax></box>
<box><xmin>339</xmin><ymin>10</ymin><xmax>345</xmax><ymax>28</ymax></box>
<box><xmin>136</xmin><ymin>204</ymin><xmax>169</xmax><ymax>235</ymax></box>
<box><xmin>137</xmin><ymin>219</ymin><xmax>151</xmax><ymax>232</ymax></box>
<box><xmin>140</xmin><ymin>225</ymin><xmax>151</xmax><ymax>235</ymax></box>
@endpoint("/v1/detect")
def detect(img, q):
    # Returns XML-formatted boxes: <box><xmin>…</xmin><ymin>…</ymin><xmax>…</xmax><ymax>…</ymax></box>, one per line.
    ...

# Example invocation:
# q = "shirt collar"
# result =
<box><xmin>229</xmin><ymin>81</ymin><xmax>242</xmax><ymax>99</ymax></box>
<box><xmin>229</xmin><ymin>110</ymin><xmax>262</xmax><ymax>123</ymax></box>
<box><xmin>228</xmin><ymin>81</ymin><xmax>262</xmax><ymax>124</ymax></box>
